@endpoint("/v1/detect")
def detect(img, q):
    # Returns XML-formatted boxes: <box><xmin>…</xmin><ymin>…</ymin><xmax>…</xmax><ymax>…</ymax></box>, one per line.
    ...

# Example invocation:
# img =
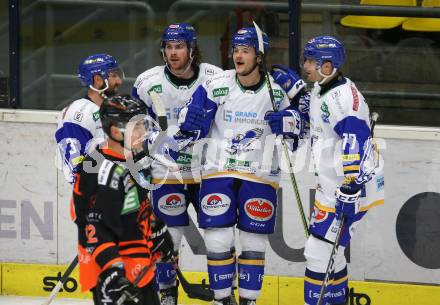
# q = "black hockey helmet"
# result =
<box><xmin>100</xmin><ymin>94</ymin><xmax>147</xmax><ymax>137</ymax></box>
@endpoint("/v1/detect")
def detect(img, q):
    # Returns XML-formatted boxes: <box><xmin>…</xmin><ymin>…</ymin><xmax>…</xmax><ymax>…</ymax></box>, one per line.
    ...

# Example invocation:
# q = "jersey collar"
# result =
<box><xmin>100</xmin><ymin>148</ymin><xmax>126</xmax><ymax>161</ymax></box>
<box><xmin>317</xmin><ymin>72</ymin><xmax>346</xmax><ymax>96</ymax></box>
<box><xmin>235</xmin><ymin>74</ymin><xmax>265</xmax><ymax>94</ymax></box>
<box><xmin>164</xmin><ymin>65</ymin><xmax>200</xmax><ymax>89</ymax></box>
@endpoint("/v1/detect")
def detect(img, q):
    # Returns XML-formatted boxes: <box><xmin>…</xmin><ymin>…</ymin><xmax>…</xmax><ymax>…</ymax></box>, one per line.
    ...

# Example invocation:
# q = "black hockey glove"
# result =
<box><xmin>151</xmin><ymin>217</ymin><xmax>175</xmax><ymax>263</ymax></box>
<box><xmin>97</xmin><ymin>266</ymin><xmax>141</xmax><ymax>305</ymax></box>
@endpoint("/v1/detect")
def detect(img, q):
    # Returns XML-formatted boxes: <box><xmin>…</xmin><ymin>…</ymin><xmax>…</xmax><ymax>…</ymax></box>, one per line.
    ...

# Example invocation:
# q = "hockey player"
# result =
<box><xmin>267</xmin><ymin>36</ymin><xmax>384</xmax><ymax>305</ymax></box>
<box><xmin>132</xmin><ymin>23</ymin><xmax>222</xmax><ymax>305</ymax></box>
<box><xmin>55</xmin><ymin>53</ymin><xmax>124</xmax><ymax>184</ymax></box>
<box><xmin>71</xmin><ymin>94</ymin><xmax>174</xmax><ymax>305</ymax></box>
<box><xmin>177</xmin><ymin>28</ymin><xmax>305</xmax><ymax>305</ymax></box>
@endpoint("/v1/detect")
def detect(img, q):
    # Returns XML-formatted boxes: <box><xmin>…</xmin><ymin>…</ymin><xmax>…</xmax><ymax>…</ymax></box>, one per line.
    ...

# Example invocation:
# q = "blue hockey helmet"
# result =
<box><xmin>231</xmin><ymin>27</ymin><xmax>269</xmax><ymax>54</ymax></box>
<box><xmin>161</xmin><ymin>23</ymin><xmax>197</xmax><ymax>49</ymax></box>
<box><xmin>77</xmin><ymin>54</ymin><xmax>123</xmax><ymax>87</ymax></box>
<box><xmin>303</xmin><ymin>36</ymin><xmax>345</xmax><ymax>69</ymax></box>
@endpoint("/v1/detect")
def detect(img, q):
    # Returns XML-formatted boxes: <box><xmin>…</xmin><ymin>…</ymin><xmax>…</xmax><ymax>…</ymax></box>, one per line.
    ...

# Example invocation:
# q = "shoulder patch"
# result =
<box><xmin>98</xmin><ymin>159</ymin><xmax>114</xmax><ymax>185</ymax></box>
<box><xmin>74</xmin><ymin>111</ymin><xmax>83</xmax><ymax>122</ymax></box>
<box><xmin>205</xmin><ymin>68</ymin><xmax>215</xmax><ymax>75</ymax></box>
<box><xmin>213</xmin><ymin>87</ymin><xmax>229</xmax><ymax>97</ymax></box>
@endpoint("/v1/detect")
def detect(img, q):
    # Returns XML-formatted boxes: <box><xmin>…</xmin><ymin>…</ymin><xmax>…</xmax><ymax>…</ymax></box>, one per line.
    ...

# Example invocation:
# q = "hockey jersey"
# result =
<box><xmin>55</xmin><ymin>97</ymin><xmax>104</xmax><ymax>183</ymax></box>
<box><xmin>309</xmin><ymin>75</ymin><xmax>384</xmax><ymax>211</ymax></box>
<box><xmin>132</xmin><ymin>63</ymin><xmax>222</xmax><ymax>183</ymax></box>
<box><xmin>180</xmin><ymin>69</ymin><xmax>293</xmax><ymax>188</ymax></box>
<box><xmin>71</xmin><ymin>147</ymin><xmax>155</xmax><ymax>291</ymax></box>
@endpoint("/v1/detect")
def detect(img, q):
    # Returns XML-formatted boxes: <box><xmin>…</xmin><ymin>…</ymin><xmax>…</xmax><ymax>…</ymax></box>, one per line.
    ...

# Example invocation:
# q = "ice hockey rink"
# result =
<box><xmin>0</xmin><ymin>296</ymin><xmax>92</xmax><ymax>305</ymax></box>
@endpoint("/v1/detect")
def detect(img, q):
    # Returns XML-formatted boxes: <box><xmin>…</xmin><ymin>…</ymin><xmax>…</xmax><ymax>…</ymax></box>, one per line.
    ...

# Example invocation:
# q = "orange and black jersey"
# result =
<box><xmin>71</xmin><ymin>147</ymin><xmax>155</xmax><ymax>292</ymax></box>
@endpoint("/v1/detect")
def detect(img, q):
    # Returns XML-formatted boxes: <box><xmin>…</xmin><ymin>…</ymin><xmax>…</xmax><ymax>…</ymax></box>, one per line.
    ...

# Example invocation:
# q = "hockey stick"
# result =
<box><xmin>116</xmin><ymin>262</ymin><xmax>155</xmax><ymax>305</ymax></box>
<box><xmin>316</xmin><ymin>112</ymin><xmax>379</xmax><ymax>305</ymax></box>
<box><xmin>41</xmin><ymin>256</ymin><xmax>78</xmax><ymax>305</ymax></box>
<box><xmin>173</xmin><ymin>259</ymin><xmax>214</xmax><ymax>301</ymax></box>
<box><xmin>147</xmin><ymin>91</ymin><xmax>179</xmax><ymax>172</ymax></box>
<box><xmin>253</xmin><ymin>21</ymin><xmax>309</xmax><ymax>238</ymax></box>
<box><xmin>147</xmin><ymin>92</ymin><xmax>214</xmax><ymax>301</ymax></box>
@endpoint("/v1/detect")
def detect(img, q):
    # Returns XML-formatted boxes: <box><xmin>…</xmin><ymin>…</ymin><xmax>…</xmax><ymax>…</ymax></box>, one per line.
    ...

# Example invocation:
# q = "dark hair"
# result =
<box><xmin>191</xmin><ymin>44</ymin><xmax>202</xmax><ymax>67</ymax></box>
<box><xmin>160</xmin><ymin>42</ymin><xmax>202</xmax><ymax>67</ymax></box>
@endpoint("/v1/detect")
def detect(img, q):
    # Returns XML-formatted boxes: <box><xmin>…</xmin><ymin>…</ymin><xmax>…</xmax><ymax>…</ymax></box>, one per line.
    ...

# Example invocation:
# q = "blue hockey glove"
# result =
<box><xmin>264</xmin><ymin>109</ymin><xmax>304</xmax><ymax>137</ymax></box>
<box><xmin>178</xmin><ymin>103</ymin><xmax>207</xmax><ymax>132</ymax></box>
<box><xmin>335</xmin><ymin>186</ymin><xmax>361</xmax><ymax>220</ymax></box>
<box><xmin>271</xmin><ymin>64</ymin><xmax>306</xmax><ymax>100</ymax></box>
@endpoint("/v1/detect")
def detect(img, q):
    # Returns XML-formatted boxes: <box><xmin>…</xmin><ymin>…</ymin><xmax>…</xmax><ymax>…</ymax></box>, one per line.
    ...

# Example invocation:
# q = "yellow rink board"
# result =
<box><xmin>1</xmin><ymin>262</ymin><xmax>440</xmax><ymax>305</ymax></box>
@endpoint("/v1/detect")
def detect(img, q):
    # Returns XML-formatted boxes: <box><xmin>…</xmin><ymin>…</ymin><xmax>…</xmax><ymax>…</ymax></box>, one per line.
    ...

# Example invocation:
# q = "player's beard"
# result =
<box><xmin>236</xmin><ymin>61</ymin><xmax>259</xmax><ymax>77</ymax></box>
<box><xmin>104</xmin><ymin>86</ymin><xmax>118</xmax><ymax>97</ymax></box>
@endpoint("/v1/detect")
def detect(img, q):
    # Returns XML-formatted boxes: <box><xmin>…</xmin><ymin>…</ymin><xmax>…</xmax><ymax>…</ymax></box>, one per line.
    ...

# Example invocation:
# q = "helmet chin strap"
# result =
<box><xmin>89</xmin><ymin>79</ymin><xmax>109</xmax><ymax>96</ymax></box>
<box><xmin>317</xmin><ymin>67</ymin><xmax>337</xmax><ymax>85</ymax></box>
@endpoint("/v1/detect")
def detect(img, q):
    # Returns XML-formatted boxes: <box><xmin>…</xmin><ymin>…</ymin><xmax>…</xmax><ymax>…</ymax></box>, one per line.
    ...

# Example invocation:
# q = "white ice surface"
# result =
<box><xmin>0</xmin><ymin>296</ymin><xmax>93</xmax><ymax>305</ymax></box>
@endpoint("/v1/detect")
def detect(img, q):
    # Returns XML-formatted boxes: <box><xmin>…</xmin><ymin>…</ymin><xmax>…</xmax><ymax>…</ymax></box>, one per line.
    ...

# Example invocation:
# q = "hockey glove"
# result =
<box><xmin>271</xmin><ymin>65</ymin><xmax>306</xmax><ymax>100</ymax></box>
<box><xmin>97</xmin><ymin>266</ymin><xmax>141</xmax><ymax>305</ymax></box>
<box><xmin>264</xmin><ymin>109</ymin><xmax>304</xmax><ymax>137</ymax></box>
<box><xmin>335</xmin><ymin>186</ymin><xmax>361</xmax><ymax>220</ymax></box>
<box><xmin>151</xmin><ymin>217</ymin><xmax>175</xmax><ymax>263</ymax></box>
<box><xmin>178</xmin><ymin>103</ymin><xmax>207</xmax><ymax>132</ymax></box>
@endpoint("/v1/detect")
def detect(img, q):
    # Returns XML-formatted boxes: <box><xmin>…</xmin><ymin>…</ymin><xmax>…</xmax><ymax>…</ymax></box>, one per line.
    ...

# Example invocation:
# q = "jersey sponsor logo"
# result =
<box><xmin>201</xmin><ymin>193</ymin><xmax>230</xmax><ymax>216</ymax></box>
<box><xmin>235</xmin><ymin>111</ymin><xmax>257</xmax><ymax>118</ymax></box>
<box><xmin>73</xmin><ymin>111</ymin><xmax>83</xmax><ymax>122</ymax></box>
<box><xmin>350</xmin><ymin>84</ymin><xmax>359</xmax><ymax>111</ymax></box>
<box><xmin>244</xmin><ymin>198</ymin><xmax>274</xmax><ymax>221</ymax></box>
<box><xmin>98</xmin><ymin>160</ymin><xmax>113</xmax><ymax>185</ymax></box>
<box><xmin>320</xmin><ymin>101</ymin><xmax>330</xmax><ymax>123</ymax></box>
<box><xmin>158</xmin><ymin>193</ymin><xmax>186</xmax><ymax>216</ymax></box>
<box><xmin>272</xmin><ymin>89</ymin><xmax>284</xmax><ymax>99</ymax></box>
<box><xmin>213</xmin><ymin>87</ymin><xmax>229</xmax><ymax>97</ymax></box>
<box><xmin>342</xmin><ymin>154</ymin><xmax>360</xmax><ymax>162</ymax></box>
<box><xmin>224</xmin><ymin>158</ymin><xmax>256</xmax><ymax>173</ymax></box>
<box><xmin>214</xmin><ymin>271</ymin><xmax>234</xmax><ymax>282</ymax></box>
<box><xmin>223</xmin><ymin>110</ymin><xmax>233</xmax><ymax>122</ymax></box>
<box><xmin>92</xmin><ymin>111</ymin><xmax>100</xmax><ymax>122</ymax></box>
<box><xmin>43</xmin><ymin>272</ymin><xmax>78</xmax><ymax>293</ymax></box>
<box><xmin>176</xmin><ymin>152</ymin><xmax>192</xmax><ymax>165</ymax></box>
<box><xmin>122</xmin><ymin>187</ymin><xmax>140</xmax><ymax>214</ymax></box>
<box><xmin>111</xmin><ymin>165</ymin><xmax>124</xmax><ymax>189</ymax></box>
<box><xmin>149</xmin><ymin>84</ymin><xmax>162</xmax><ymax>94</ymax></box>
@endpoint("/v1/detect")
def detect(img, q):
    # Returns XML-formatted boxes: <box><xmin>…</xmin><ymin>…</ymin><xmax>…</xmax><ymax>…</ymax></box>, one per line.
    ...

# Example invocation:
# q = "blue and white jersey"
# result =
<box><xmin>132</xmin><ymin>63</ymin><xmax>222</xmax><ymax>183</ymax></box>
<box><xmin>55</xmin><ymin>97</ymin><xmax>104</xmax><ymax>183</ymax></box>
<box><xmin>309</xmin><ymin>77</ymin><xmax>384</xmax><ymax>211</ymax></box>
<box><xmin>181</xmin><ymin>69</ymin><xmax>292</xmax><ymax>188</ymax></box>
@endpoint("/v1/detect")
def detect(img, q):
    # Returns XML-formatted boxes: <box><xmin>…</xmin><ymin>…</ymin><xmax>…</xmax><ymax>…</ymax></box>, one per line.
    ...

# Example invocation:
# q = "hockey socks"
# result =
<box><xmin>304</xmin><ymin>267</ymin><xmax>348</xmax><ymax>305</ymax></box>
<box><xmin>330</xmin><ymin>267</ymin><xmax>348</xmax><ymax>304</ymax></box>
<box><xmin>156</xmin><ymin>262</ymin><xmax>177</xmax><ymax>289</ymax></box>
<box><xmin>207</xmin><ymin>252</ymin><xmax>236</xmax><ymax>300</ymax></box>
<box><xmin>237</xmin><ymin>251</ymin><xmax>265</xmax><ymax>301</ymax></box>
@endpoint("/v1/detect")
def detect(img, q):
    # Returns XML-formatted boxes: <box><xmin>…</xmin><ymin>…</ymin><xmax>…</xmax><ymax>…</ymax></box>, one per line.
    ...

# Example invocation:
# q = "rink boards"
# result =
<box><xmin>1</xmin><ymin>110</ymin><xmax>440</xmax><ymax>304</ymax></box>
<box><xmin>0</xmin><ymin>262</ymin><xmax>439</xmax><ymax>305</ymax></box>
